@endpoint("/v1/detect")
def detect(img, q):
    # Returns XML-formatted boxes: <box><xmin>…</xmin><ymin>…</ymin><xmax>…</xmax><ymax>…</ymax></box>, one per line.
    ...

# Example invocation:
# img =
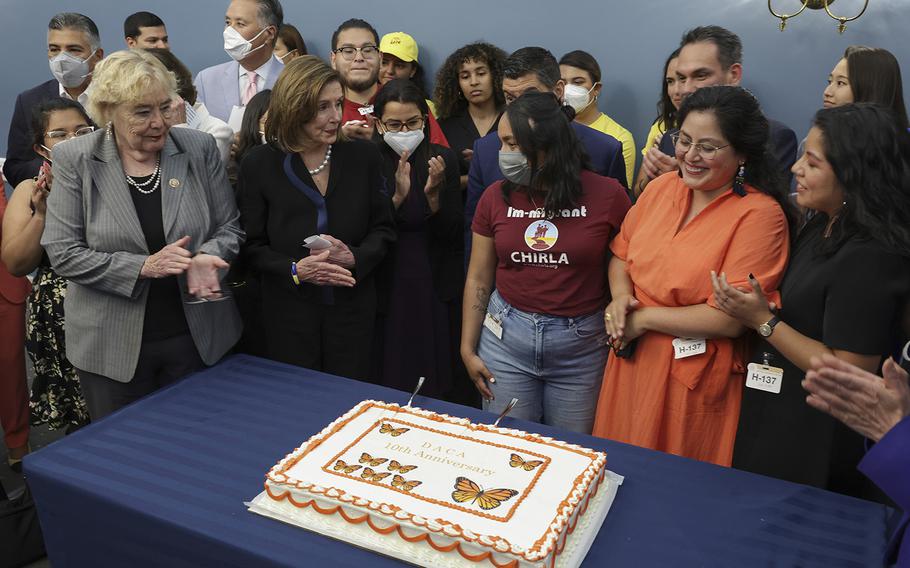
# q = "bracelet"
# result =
<box><xmin>290</xmin><ymin>261</ymin><xmax>300</xmax><ymax>286</ymax></box>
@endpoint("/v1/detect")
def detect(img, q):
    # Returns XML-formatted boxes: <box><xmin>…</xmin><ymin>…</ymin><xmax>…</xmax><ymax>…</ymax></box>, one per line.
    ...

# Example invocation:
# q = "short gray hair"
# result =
<box><xmin>48</xmin><ymin>12</ymin><xmax>101</xmax><ymax>51</ymax></box>
<box><xmin>253</xmin><ymin>0</ymin><xmax>283</xmax><ymax>30</ymax></box>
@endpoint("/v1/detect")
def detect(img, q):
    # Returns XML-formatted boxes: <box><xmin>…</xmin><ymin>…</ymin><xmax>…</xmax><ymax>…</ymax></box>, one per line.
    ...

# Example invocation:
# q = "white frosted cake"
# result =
<box><xmin>249</xmin><ymin>401</ymin><xmax>621</xmax><ymax>568</ymax></box>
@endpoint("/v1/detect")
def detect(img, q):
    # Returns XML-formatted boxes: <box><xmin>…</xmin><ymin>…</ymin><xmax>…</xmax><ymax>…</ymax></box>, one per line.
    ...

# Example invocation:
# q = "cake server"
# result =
<box><xmin>493</xmin><ymin>397</ymin><xmax>519</xmax><ymax>427</ymax></box>
<box><xmin>405</xmin><ymin>376</ymin><xmax>426</xmax><ymax>408</ymax></box>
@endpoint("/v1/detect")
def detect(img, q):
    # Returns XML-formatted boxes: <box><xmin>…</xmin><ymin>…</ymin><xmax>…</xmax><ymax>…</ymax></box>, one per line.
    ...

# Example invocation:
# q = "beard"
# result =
<box><xmin>341</xmin><ymin>68</ymin><xmax>379</xmax><ymax>94</ymax></box>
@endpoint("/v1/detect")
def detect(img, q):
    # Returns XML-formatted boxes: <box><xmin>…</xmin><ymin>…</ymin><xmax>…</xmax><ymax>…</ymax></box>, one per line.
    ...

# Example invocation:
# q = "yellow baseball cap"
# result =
<box><xmin>380</xmin><ymin>32</ymin><xmax>419</xmax><ymax>63</ymax></box>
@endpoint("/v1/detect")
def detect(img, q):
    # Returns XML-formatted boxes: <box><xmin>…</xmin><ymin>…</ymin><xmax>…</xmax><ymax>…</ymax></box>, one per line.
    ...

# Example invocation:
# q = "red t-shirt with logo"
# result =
<box><xmin>472</xmin><ymin>170</ymin><xmax>631</xmax><ymax>316</ymax></box>
<box><xmin>342</xmin><ymin>97</ymin><xmax>450</xmax><ymax>147</ymax></box>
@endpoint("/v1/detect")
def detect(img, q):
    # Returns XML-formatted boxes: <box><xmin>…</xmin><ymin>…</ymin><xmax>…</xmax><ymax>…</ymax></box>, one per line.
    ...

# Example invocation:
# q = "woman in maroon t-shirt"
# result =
<box><xmin>461</xmin><ymin>91</ymin><xmax>630</xmax><ymax>433</ymax></box>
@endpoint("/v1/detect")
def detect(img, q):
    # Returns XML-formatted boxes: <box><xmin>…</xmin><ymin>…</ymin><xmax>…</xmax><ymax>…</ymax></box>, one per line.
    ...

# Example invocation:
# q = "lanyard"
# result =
<box><xmin>283</xmin><ymin>153</ymin><xmax>334</xmax><ymax>305</ymax></box>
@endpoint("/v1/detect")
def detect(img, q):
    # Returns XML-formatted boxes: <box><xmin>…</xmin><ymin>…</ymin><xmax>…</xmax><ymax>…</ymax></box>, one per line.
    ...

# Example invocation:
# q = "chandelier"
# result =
<box><xmin>768</xmin><ymin>0</ymin><xmax>869</xmax><ymax>33</ymax></box>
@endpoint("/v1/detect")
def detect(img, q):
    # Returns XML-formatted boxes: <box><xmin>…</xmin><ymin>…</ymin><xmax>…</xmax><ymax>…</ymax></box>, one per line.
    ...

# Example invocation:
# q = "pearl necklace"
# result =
<box><xmin>307</xmin><ymin>145</ymin><xmax>332</xmax><ymax>175</ymax></box>
<box><xmin>125</xmin><ymin>158</ymin><xmax>161</xmax><ymax>195</ymax></box>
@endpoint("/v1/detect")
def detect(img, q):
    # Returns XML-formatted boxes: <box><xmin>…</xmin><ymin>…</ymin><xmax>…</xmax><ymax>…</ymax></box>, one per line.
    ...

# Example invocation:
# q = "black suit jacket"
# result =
<box><xmin>4</xmin><ymin>79</ymin><xmax>63</xmax><ymax>188</ymax></box>
<box><xmin>237</xmin><ymin>140</ymin><xmax>396</xmax><ymax>303</ymax></box>
<box><xmin>658</xmin><ymin>118</ymin><xmax>798</xmax><ymax>187</ymax></box>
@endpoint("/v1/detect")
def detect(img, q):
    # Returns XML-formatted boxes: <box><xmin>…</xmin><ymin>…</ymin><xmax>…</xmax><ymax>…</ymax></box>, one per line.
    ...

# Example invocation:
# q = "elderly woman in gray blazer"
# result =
<box><xmin>42</xmin><ymin>50</ymin><xmax>244</xmax><ymax>420</ymax></box>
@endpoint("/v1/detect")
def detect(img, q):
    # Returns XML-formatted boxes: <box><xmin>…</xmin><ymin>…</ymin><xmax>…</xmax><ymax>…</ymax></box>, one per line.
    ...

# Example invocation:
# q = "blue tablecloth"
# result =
<box><xmin>24</xmin><ymin>355</ymin><xmax>892</xmax><ymax>567</ymax></box>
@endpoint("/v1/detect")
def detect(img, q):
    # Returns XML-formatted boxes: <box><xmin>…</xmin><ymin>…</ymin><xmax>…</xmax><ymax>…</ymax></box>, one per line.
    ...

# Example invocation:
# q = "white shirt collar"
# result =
<box><xmin>237</xmin><ymin>58</ymin><xmax>273</xmax><ymax>81</ymax></box>
<box><xmin>58</xmin><ymin>82</ymin><xmax>91</xmax><ymax>106</ymax></box>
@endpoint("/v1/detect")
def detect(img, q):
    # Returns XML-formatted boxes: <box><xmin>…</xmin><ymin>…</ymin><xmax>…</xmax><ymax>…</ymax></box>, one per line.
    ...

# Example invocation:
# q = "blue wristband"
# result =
<box><xmin>290</xmin><ymin>261</ymin><xmax>300</xmax><ymax>286</ymax></box>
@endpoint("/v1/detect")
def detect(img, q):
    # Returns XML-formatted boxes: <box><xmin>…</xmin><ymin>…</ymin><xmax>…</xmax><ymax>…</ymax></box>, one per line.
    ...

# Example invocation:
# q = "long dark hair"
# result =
<box><xmin>676</xmin><ymin>86</ymin><xmax>799</xmax><ymax>230</ymax></box>
<box><xmin>501</xmin><ymin>91</ymin><xmax>589</xmax><ymax>217</ymax></box>
<box><xmin>812</xmin><ymin>103</ymin><xmax>910</xmax><ymax>257</ymax></box>
<box><xmin>657</xmin><ymin>48</ymin><xmax>681</xmax><ymax>129</ymax></box>
<box><xmin>29</xmin><ymin>98</ymin><xmax>93</xmax><ymax>147</ymax></box>
<box><xmin>373</xmin><ymin>78</ymin><xmax>433</xmax><ymax>167</ymax></box>
<box><xmin>433</xmin><ymin>42</ymin><xmax>507</xmax><ymax>120</ymax></box>
<box><xmin>844</xmin><ymin>45</ymin><xmax>909</xmax><ymax>130</ymax></box>
<box><xmin>235</xmin><ymin>89</ymin><xmax>271</xmax><ymax>165</ymax></box>
<box><xmin>406</xmin><ymin>63</ymin><xmax>429</xmax><ymax>100</ymax></box>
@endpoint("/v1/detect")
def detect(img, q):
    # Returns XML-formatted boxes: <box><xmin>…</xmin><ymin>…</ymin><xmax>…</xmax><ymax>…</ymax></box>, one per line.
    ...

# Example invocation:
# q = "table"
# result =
<box><xmin>24</xmin><ymin>355</ymin><xmax>893</xmax><ymax>567</ymax></box>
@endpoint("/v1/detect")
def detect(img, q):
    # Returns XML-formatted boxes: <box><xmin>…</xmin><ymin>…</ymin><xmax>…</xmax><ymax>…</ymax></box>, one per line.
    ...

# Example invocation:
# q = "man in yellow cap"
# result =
<box><xmin>379</xmin><ymin>31</ymin><xmax>437</xmax><ymax>116</ymax></box>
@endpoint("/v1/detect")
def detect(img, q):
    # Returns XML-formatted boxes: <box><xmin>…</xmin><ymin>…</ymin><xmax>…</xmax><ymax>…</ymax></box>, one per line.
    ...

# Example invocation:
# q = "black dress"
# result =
<box><xmin>438</xmin><ymin>109</ymin><xmax>499</xmax><ymax>178</ymax></box>
<box><xmin>733</xmin><ymin>215</ymin><xmax>910</xmax><ymax>494</ymax></box>
<box><xmin>372</xmin><ymin>141</ymin><xmax>466</xmax><ymax>400</ymax></box>
<box><xmin>238</xmin><ymin>140</ymin><xmax>396</xmax><ymax>381</ymax></box>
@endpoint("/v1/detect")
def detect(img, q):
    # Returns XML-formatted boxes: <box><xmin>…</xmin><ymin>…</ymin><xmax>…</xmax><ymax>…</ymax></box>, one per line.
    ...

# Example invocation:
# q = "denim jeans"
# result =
<box><xmin>478</xmin><ymin>290</ymin><xmax>609</xmax><ymax>434</ymax></box>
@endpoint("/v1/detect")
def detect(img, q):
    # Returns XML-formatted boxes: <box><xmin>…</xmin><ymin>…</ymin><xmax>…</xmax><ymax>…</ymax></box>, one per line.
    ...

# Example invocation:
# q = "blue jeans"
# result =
<box><xmin>478</xmin><ymin>290</ymin><xmax>608</xmax><ymax>434</ymax></box>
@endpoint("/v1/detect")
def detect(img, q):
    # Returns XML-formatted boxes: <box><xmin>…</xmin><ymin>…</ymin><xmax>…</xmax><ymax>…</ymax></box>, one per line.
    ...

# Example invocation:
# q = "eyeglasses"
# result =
<box><xmin>333</xmin><ymin>45</ymin><xmax>379</xmax><ymax>61</ymax></box>
<box><xmin>46</xmin><ymin>126</ymin><xmax>95</xmax><ymax>140</ymax></box>
<box><xmin>671</xmin><ymin>133</ymin><xmax>730</xmax><ymax>160</ymax></box>
<box><xmin>127</xmin><ymin>104</ymin><xmax>177</xmax><ymax>127</ymax></box>
<box><xmin>382</xmin><ymin>116</ymin><xmax>425</xmax><ymax>133</ymax></box>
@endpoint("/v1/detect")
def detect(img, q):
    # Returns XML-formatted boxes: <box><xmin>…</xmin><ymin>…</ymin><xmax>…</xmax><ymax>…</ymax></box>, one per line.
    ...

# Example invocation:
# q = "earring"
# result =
<box><xmin>733</xmin><ymin>163</ymin><xmax>746</xmax><ymax>196</ymax></box>
<box><xmin>105</xmin><ymin>122</ymin><xmax>113</xmax><ymax>137</ymax></box>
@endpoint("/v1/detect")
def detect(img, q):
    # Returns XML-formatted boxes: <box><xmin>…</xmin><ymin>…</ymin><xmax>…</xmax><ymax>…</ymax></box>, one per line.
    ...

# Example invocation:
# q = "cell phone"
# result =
<box><xmin>614</xmin><ymin>338</ymin><xmax>638</xmax><ymax>359</ymax></box>
<box><xmin>303</xmin><ymin>235</ymin><xmax>332</xmax><ymax>250</ymax></box>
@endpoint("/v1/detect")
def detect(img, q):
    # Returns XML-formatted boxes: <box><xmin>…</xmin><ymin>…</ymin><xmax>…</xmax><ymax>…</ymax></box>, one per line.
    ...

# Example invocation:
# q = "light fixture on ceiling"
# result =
<box><xmin>768</xmin><ymin>0</ymin><xmax>869</xmax><ymax>33</ymax></box>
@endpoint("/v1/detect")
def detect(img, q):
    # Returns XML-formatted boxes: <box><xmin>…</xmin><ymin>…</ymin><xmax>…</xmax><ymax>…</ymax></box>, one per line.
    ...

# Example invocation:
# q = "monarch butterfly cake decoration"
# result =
<box><xmin>359</xmin><ymin>452</ymin><xmax>388</xmax><ymax>467</ymax></box>
<box><xmin>451</xmin><ymin>476</ymin><xmax>519</xmax><ymax>510</ymax></box>
<box><xmin>391</xmin><ymin>474</ymin><xmax>422</xmax><ymax>492</ymax></box>
<box><xmin>510</xmin><ymin>453</ymin><xmax>545</xmax><ymax>471</ymax></box>
<box><xmin>332</xmin><ymin>460</ymin><xmax>362</xmax><ymax>474</ymax></box>
<box><xmin>361</xmin><ymin>468</ymin><xmax>391</xmax><ymax>482</ymax></box>
<box><xmin>379</xmin><ymin>423</ymin><xmax>409</xmax><ymax>437</ymax></box>
<box><xmin>387</xmin><ymin>460</ymin><xmax>418</xmax><ymax>474</ymax></box>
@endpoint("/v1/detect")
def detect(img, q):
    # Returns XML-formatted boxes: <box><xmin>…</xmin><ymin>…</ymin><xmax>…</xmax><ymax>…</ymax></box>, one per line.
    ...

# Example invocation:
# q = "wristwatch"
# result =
<box><xmin>758</xmin><ymin>316</ymin><xmax>781</xmax><ymax>338</ymax></box>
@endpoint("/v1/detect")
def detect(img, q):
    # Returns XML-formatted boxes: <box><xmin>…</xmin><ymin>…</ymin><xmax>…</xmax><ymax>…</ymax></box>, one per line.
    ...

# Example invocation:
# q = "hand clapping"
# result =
<box><xmin>187</xmin><ymin>253</ymin><xmax>229</xmax><ymax>299</ymax></box>
<box><xmin>142</xmin><ymin>235</ymin><xmax>193</xmax><ymax>279</ymax></box>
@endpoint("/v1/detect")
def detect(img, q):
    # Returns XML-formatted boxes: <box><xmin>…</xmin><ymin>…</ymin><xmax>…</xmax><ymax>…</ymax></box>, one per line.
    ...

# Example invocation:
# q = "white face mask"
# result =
<box><xmin>383</xmin><ymin>130</ymin><xmax>424</xmax><ymax>157</ymax></box>
<box><xmin>563</xmin><ymin>83</ymin><xmax>598</xmax><ymax>113</ymax></box>
<box><xmin>49</xmin><ymin>49</ymin><xmax>96</xmax><ymax>88</ymax></box>
<box><xmin>277</xmin><ymin>49</ymin><xmax>297</xmax><ymax>63</ymax></box>
<box><xmin>259</xmin><ymin>131</ymin><xmax>267</xmax><ymax>144</ymax></box>
<box><xmin>223</xmin><ymin>25</ymin><xmax>268</xmax><ymax>62</ymax></box>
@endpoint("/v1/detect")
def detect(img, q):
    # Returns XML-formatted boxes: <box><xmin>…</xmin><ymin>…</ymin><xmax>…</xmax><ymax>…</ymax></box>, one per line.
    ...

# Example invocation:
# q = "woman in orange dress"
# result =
<box><xmin>593</xmin><ymin>86</ymin><xmax>795</xmax><ymax>466</ymax></box>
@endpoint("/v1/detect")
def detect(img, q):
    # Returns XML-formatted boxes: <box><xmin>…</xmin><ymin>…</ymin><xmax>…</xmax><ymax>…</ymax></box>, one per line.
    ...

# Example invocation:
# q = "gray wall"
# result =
<box><xmin>2</xmin><ymin>0</ymin><xmax>908</xmax><ymax>164</ymax></box>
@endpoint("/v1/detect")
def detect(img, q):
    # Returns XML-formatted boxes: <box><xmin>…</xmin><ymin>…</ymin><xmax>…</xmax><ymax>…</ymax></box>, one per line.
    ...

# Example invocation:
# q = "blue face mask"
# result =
<box><xmin>498</xmin><ymin>150</ymin><xmax>532</xmax><ymax>185</ymax></box>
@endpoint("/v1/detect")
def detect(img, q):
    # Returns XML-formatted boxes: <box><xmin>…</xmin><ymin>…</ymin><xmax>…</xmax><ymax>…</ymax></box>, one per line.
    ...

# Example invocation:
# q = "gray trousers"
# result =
<box><xmin>77</xmin><ymin>333</ymin><xmax>204</xmax><ymax>421</ymax></box>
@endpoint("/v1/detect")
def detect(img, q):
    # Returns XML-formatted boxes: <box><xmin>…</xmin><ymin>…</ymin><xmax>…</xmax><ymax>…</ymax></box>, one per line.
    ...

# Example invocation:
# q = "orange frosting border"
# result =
<box><xmin>319</xmin><ymin>416</ymin><xmax>552</xmax><ymax>523</ymax></box>
<box><xmin>267</xmin><ymin>401</ymin><xmax>607</xmax><ymax>563</ymax></box>
<box><xmin>264</xmin><ymin>468</ymin><xmax>605</xmax><ymax>567</ymax></box>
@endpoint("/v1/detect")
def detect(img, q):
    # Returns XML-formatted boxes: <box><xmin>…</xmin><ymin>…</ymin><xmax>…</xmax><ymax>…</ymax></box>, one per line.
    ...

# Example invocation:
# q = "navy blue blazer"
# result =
<box><xmin>658</xmin><ymin>118</ymin><xmax>798</xmax><ymax>187</ymax></box>
<box><xmin>464</xmin><ymin>121</ymin><xmax>626</xmax><ymax>264</ymax></box>
<box><xmin>859</xmin><ymin>415</ymin><xmax>910</xmax><ymax>566</ymax></box>
<box><xmin>4</xmin><ymin>79</ymin><xmax>62</xmax><ymax>188</ymax></box>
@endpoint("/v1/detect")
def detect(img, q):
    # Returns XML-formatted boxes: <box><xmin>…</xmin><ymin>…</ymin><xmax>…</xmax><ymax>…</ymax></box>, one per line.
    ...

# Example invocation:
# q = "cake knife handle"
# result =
<box><xmin>493</xmin><ymin>397</ymin><xmax>519</xmax><ymax>428</ymax></box>
<box><xmin>405</xmin><ymin>376</ymin><xmax>426</xmax><ymax>408</ymax></box>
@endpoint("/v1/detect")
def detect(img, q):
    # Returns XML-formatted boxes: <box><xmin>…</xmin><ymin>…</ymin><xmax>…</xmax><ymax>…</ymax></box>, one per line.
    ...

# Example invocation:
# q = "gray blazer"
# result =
<box><xmin>42</xmin><ymin>127</ymin><xmax>245</xmax><ymax>382</ymax></box>
<box><xmin>193</xmin><ymin>57</ymin><xmax>284</xmax><ymax>123</ymax></box>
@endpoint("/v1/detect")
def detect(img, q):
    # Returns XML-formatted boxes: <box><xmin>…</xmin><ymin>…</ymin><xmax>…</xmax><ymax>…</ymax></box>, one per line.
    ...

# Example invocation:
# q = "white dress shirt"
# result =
<box><xmin>237</xmin><ymin>59</ymin><xmax>273</xmax><ymax>100</ymax></box>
